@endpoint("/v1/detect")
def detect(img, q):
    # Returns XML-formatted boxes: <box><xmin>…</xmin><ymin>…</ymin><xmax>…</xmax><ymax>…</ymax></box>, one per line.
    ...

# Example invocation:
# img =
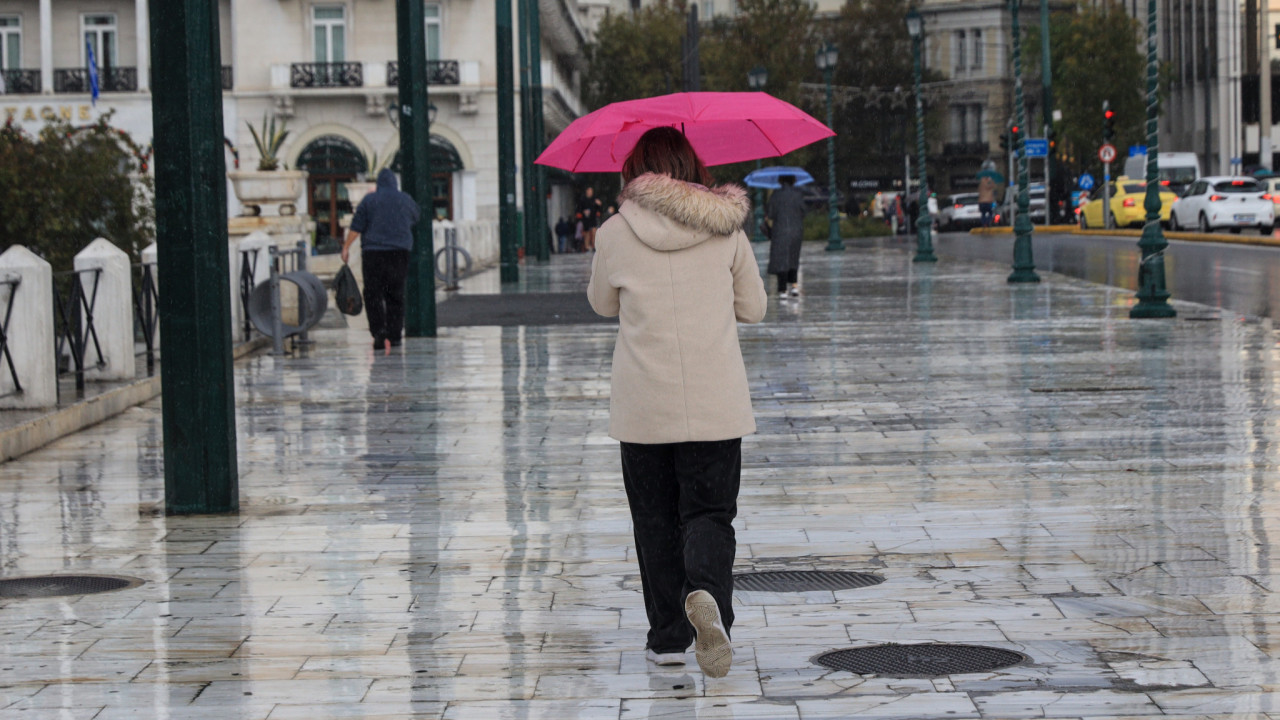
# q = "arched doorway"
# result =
<box><xmin>392</xmin><ymin>135</ymin><xmax>465</xmax><ymax>220</ymax></box>
<box><xmin>296</xmin><ymin>135</ymin><xmax>365</xmax><ymax>254</ymax></box>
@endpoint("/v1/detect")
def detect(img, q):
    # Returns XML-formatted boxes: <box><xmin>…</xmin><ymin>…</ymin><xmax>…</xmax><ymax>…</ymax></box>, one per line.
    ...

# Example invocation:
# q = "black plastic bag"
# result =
<box><xmin>334</xmin><ymin>264</ymin><xmax>363</xmax><ymax>316</ymax></box>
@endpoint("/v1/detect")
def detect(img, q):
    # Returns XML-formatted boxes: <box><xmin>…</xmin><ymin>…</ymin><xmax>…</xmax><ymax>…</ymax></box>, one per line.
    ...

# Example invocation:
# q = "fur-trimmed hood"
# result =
<box><xmin>616</xmin><ymin>173</ymin><xmax>751</xmax><ymax>252</ymax></box>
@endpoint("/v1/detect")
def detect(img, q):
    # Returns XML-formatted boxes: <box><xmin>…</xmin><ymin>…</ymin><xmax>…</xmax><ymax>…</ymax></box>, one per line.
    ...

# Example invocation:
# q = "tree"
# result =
<box><xmin>582</xmin><ymin>2</ymin><xmax>687</xmax><ymax>111</ymax></box>
<box><xmin>0</xmin><ymin>114</ymin><xmax>154</xmax><ymax>272</ymax></box>
<box><xmin>1025</xmin><ymin>0</ymin><xmax>1147</xmax><ymax>173</ymax></box>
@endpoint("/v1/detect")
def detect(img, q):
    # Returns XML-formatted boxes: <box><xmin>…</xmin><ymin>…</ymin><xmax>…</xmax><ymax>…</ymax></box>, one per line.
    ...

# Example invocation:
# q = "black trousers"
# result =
<box><xmin>776</xmin><ymin>269</ymin><xmax>797</xmax><ymax>293</ymax></box>
<box><xmin>620</xmin><ymin>438</ymin><xmax>741</xmax><ymax>653</ymax></box>
<box><xmin>362</xmin><ymin>249</ymin><xmax>410</xmax><ymax>342</ymax></box>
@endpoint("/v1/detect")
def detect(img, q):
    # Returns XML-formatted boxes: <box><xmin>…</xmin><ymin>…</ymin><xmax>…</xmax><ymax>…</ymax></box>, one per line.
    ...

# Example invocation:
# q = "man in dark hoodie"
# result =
<box><xmin>341</xmin><ymin>168</ymin><xmax>421</xmax><ymax>349</ymax></box>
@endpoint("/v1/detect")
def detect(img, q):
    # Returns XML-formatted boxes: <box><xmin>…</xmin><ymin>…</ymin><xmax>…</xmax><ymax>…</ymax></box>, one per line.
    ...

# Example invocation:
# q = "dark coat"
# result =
<box><xmin>766</xmin><ymin>185</ymin><xmax>806</xmax><ymax>275</ymax></box>
<box><xmin>350</xmin><ymin>169</ymin><xmax>421</xmax><ymax>251</ymax></box>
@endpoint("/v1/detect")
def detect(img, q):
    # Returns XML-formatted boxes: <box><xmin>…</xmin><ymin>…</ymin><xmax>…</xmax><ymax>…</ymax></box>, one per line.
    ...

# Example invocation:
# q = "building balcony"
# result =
<box><xmin>289</xmin><ymin>62</ymin><xmax>363</xmax><ymax>89</ymax></box>
<box><xmin>1</xmin><ymin>69</ymin><xmax>41</xmax><ymax>94</ymax></box>
<box><xmin>53</xmin><ymin>67</ymin><xmax>138</xmax><ymax>94</ymax></box>
<box><xmin>386</xmin><ymin>60</ymin><xmax>461</xmax><ymax>87</ymax></box>
<box><xmin>944</xmin><ymin>141</ymin><xmax>989</xmax><ymax>157</ymax></box>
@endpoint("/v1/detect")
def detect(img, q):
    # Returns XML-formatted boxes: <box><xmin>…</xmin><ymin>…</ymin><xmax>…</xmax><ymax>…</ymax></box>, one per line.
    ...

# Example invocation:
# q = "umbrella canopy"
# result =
<box><xmin>744</xmin><ymin>166</ymin><xmax>815</xmax><ymax>189</ymax></box>
<box><xmin>976</xmin><ymin>168</ymin><xmax>1005</xmax><ymax>184</ymax></box>
<box><xmin>535</xmin><ymin>92</ymin><xmax>834</xmax><ymax>173</ymax></box>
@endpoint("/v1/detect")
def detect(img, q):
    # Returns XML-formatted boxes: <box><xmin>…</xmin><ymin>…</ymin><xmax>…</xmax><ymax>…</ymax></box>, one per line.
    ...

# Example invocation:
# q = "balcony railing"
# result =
<box><xmin>943</xmin><ymin>141</ymin><xmax>990</xmax><ymax>157</ymax></box>
<box><xmin>0</xmin><ymin>69</ymin><xmax>41</xmax><ymax>95</ymax></box>
<box><xmin>53</xmin><ymin>67</ymin><xmax>138</xmax><ymax>94</ymax></box>
<box><xmin>290</xmin><ymin>62</ymin><xmax>363</xmax><ymax>88</ymax></box>
<box><xmin>221</xmin><ymin>65</ymin><xmax>233</xmax><ymax>91</ymax></box>
<box><xmin>386</xmin><ymin>60</ymin><xmax>461</xmax><ymax>87</ymax></box>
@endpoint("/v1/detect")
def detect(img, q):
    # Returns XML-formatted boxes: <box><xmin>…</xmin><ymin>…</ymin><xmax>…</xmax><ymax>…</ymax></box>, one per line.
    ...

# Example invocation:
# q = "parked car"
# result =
<box><xmin>1078</xmin><ymin>177</ymin><xmax>1179</xmax><ymax>229</ymax></box>
<box><xmin>938</xmin><ymin>193</ymin><xmax>983</xmax><ymax>230</ymax></box>
<box><xmin>801</xmin><ymin>185</ymin><xmax>846</xmax><ymax>211</ymax></box>
<box><xmin>1169</xmin><ymin>176</ymin><xmax>1275</xmax><ymax>233</ymax></box>
<box><xmin>1000</xmin><ymin>184</ymin><xmax>1047</xmax><ymax>224</ymax></box>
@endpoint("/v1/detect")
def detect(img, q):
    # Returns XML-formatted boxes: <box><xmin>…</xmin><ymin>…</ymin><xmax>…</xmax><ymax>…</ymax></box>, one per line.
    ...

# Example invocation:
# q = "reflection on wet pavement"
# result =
<box><xmin>3</xmin><ymin>242</ymin><xmax>1280</xmax><ymax>718</ymax></box>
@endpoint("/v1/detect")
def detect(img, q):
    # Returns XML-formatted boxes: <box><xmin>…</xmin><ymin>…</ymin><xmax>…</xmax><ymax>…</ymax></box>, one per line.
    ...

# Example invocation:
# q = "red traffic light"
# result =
<box><xmin>1011</xmin><ymin>125</ymin><xmax>1020</xmax><ymax>134</ymax></box>
<box><xmin>1104</xmin><ymin>110</ymin><xmax>1115</xmax><ymax>119</ymax></box>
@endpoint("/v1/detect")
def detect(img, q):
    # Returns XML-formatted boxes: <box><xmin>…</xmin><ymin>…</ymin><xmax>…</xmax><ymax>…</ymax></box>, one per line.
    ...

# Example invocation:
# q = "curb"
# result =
<box><xmin>0</xmin><ymin>336</ymin><xmax>271</xmax><ymax>463</ymax></box>
<box><xmin>969</xmin><ymin>225</ymin><xmax>1079</xmax><ymax>235</ymax></box>
<box><xmin>1075</xmin><ymin>227</ymin><xmax>1280</xmax><ymax>247</ymax></box>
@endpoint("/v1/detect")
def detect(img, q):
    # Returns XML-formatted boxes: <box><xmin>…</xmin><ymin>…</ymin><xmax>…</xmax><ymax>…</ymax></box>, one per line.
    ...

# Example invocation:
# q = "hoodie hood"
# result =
<box><xmin>617</xmin><ymin>173</ymin><xmax>750</xmax><ymax>252</ymax></box>
<box><xmin>376</xmin><ymin>168</ymin><xmax>398</xmax><ymax>191</ymax></box>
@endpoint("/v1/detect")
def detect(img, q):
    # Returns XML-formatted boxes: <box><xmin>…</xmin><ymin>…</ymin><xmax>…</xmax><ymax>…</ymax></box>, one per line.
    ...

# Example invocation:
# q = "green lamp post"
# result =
<box><xmin>816</xmin><ymin>42</ymin><xmax>844</xmax><ymax>252</ymax></box>
<box><xmin>906</xmin><ymin>8</ymin><xmax>936</xmax><ymax>263</ymax></box>
<box><xmin>1129</xmin><ymin>0</ymin><xmax>1175</xmax><ymax>318</ymax></box>
<box><xmin>1006</xmin><ymin>0</ymin><xmax>1040</xmax><ymax>283</ymax></box>
<box><xmin>748</xmin><ymin>65</ymin><xmax>768</xmax><ymax>244</ymax></box>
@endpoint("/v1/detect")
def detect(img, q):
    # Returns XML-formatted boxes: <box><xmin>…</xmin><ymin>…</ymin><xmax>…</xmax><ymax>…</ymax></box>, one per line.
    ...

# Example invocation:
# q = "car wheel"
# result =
<box><xmin>1230</xmin><ymin>227</ymin><xmax>1242</xmax><ymax>234</ymax></box>
<box><xmin>1264</xmin><ymin>225</ymin><xmax>1275</xmax><ymax>236</ymax></box>
<box><xmin>1199</xmin><ymin>214</ymin><xmax>1210</xmax><ymax>233</ymax></box>
<box><xmin>1105</xmin><ymin>213</ymin><xmax>1116</xmax><ymax>230</ymax></box>
<box><xmin>1169</xmin><ymin>213</ymin><xmax>1180</xmax><ymax>231</ymax></box>
<box><xmin>1080</xmin><ymin>213</ymin><xmax>1089</xmax><ymax>230</ymax></box>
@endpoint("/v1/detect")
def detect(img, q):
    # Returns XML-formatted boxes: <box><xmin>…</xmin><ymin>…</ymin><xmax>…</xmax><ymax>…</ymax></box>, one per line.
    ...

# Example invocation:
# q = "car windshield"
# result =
<box><xmin>952</xmin><ymin>196</ymin><xmax>979</xmax><ymax>206</ymax></box>
<box><xmin>1160</xmin><ymin>167</ymin><xmax>1198</xmax><ymax>185</ymax></box>
<box><xmin>1213</xmin><ymin>180</ymin><xmax>1262</xmax><ymax>193</ymax></box>
<box><xmin>1123</xmin><ymin>183</ymin><xmax>1145</xmax><ymax>194</ymax></box>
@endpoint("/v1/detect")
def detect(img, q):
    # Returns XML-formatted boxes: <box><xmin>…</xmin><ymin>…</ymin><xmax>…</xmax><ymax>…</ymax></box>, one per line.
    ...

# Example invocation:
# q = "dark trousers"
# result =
<box><xmin>620</xmin><ymin>438</ymin><xmax>741</xmax><ymax>653</ymax></box>
<box><xmin>361</xmin><ymin>249</ymin><xmax>410</xmax><ymax>342</ymax></box>
<box><xmin>776</xmin><ymin>269</ymin><xmax>797</xmax><ymax>293</ymax></box>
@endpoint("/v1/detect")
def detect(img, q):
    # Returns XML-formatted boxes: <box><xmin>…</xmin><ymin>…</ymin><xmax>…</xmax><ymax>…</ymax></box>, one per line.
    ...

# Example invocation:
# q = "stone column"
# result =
<box><xmin>39</xmin><ymin>0</ymin><xmax>52</xmax><ymax>95</ymax></box>
<box><xmin>0</xmin><ymin>246</ymin><xmax>55</xmax><ymax>409</ymax></box>
<box><xmin>135</xmin><ymin>0</ymin><xmax>150</xmax><ymax>92</ymax></box>
<box><xmin>74</xmin><ymin>238</ymin><xmax>136</xmax><ymax>381</ymax></box>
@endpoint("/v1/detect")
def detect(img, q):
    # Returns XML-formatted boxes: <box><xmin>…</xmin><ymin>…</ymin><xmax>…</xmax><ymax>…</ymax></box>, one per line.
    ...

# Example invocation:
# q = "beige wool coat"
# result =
<box><xmin>587</xmin><ymin>173</ymin><xmax>768</xmax><ymax>444</ymax></box>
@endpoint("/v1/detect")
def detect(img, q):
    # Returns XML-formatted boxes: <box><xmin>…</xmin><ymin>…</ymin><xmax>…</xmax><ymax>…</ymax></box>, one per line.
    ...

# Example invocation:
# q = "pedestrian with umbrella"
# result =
<box><xmin>977</xmin><ymin>162</ymin><xmax>1005</xmax><ymax>229</ymax></box>
<box><xmin>766</xmin><ymin>175</ymin><xmax>806</xmax><ymax>298</ymax></box>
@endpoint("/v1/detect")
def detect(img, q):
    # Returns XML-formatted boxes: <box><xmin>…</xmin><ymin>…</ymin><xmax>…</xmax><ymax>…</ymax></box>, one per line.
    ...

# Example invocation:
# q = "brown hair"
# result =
<box><xmin>621</xmin><ymin>126</ymin><xmax>713</xmax><ymax>186</ymax></box>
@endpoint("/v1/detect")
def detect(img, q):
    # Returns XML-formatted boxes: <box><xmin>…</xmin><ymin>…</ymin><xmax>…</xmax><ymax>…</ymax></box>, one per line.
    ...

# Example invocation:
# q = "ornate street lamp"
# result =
<box><xmin>816</xmin><ymin>42</ymin><xmax>843</xmax><ymax>252</ymax></box>
<box><xmin>748</xmin><ymin>65</ymin><xmax>768</xmax><ymax>244</ymax></box>
<box><xmin>1129</xmin><ymin>0</ymin><xmax>1174</xmax><ymax>317</ymax></box>
<box><xmin>1007</xmin><ymin>0</ymin><xmax>1039</xmax><ymax>283</ymax></box>
<box><xmin>906</xmin><ymin>8</ymin><xmax>936</xmax><ymax>263</ymax></box>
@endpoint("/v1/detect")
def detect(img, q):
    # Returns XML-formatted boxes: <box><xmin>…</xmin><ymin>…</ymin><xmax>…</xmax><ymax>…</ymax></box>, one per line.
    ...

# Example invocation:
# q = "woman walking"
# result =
<box><xmin>766</xmin><ymin>175</ymin><xmax>806</xmax><ymax>298</ymax></box>
<box><xmin>588</xmin><ymin>127</ymin><xmax>767</xmax><ymax>678</ymax></box>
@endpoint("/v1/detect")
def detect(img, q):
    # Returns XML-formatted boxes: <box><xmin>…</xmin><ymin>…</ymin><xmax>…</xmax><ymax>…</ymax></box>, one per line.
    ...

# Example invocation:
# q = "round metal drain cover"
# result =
<box><xmin>735</xmin><ymin>570</ymin><xmax>884</xmax><ymax>592</ymax></box>
<box><xmin>814</xmin><ymin>644</ymin><xmax>1027</xmax><ymax>678</ymax></box>
<box><xmin>0</xmin><ymin>575</ymin><xmax>143</xmax><ymax>599</ymax></box>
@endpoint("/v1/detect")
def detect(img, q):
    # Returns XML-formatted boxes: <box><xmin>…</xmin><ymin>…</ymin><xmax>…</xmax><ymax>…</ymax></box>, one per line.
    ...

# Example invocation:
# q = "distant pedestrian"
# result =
<box><xmin>978</xmin><ymin>174</ymin><xmax>998</xmax><ymax>228</ymax></box>
<box><xmin>579</xmin><ymin>187</ymin><xmax>603</xmax><ymax>251</ymax></box>
<box><xmin>341</xmin><ymin>168</ymin><xmax>420</xmax><ymax>350</ymax></box>
<box><xmin>587</xmin><ymin>126</ymin><xmax>767</xmax><ymax>679</ymax></box>
<box><xmin>555</xmin><ymin>216</ymin><xmax>571</xmax><ymax>254</ymax></box>
<box><xmin>766</xmin><ymin>175</ymin><xmax>806</xmax><ymax>298</ymax></box>
<box><xmin>574</xmin><ymin>214</ymin><xmax>585</xmax><ymax>252</ymax></box>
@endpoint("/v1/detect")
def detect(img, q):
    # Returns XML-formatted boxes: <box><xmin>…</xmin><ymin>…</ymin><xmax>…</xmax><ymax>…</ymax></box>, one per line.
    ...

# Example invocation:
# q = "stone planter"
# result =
<box><xmin>228</xmin><ymin>170</ymin><xmax>308</xmax><ymax>217</ymax></box>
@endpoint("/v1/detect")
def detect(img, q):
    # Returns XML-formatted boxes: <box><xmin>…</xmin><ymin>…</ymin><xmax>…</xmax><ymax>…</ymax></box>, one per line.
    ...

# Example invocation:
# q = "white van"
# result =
<box><xmin>1122</xmin><ymin>152</ymin><xmax>1201</xmax><ymax>195</ymax></box>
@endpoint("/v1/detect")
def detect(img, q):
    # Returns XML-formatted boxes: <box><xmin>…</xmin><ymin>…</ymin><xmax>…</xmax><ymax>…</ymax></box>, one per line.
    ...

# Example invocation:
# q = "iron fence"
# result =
<box><xmin>290</xmin><ymin>62</ymin><xmax>363</xmax><ymax>88</ymax></box>
<box><xmin>52</xmin><ymin>268</ymin><xmax>105</xmax><ymax>398</ymax></box>
<box><xmin>132</xmin><ymin>263</ymin><xmax>159</xmax><ymax>375</ymax></box>
<box><xmin>0</xmin><ymin>69</ymin><xmax>40</xmax><ymax>95</ymax></box>
<box><xmin>0</xmin><ymin>274</ymin><xmax>21</xmax><ymax>397</ymax></box>
<box><xmin>53</xmin><ymin>67</ymin><xmax>138</xmax><ymax>93</ymax></box>
<box><xmin>386</xmin><ymin>60</ymin><xmax>460</xmax><ymax>87</ymax></box>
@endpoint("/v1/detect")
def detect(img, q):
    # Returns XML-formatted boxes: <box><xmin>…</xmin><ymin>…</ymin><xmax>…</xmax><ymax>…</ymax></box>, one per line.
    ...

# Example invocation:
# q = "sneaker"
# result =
<box><xmin>684</xmin><ymin>590</ymin><xmax>732</xmax><ymax>678</ymax></box>
<box><xmin>789</xmin><ymin>286</ymin><xmax>800</xmax><ymax>297</ymax></box>
<box><xmin>646</xmin><ymin>649</ymin><xmax>686</xmax><ymax>666</ymax></box>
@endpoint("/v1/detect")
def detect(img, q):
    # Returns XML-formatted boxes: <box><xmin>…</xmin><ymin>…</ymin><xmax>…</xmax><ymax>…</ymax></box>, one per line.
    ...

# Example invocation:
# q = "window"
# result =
<box><xmin>0</xmin><ymin>16</ymin><xmax>20</xmax><ymax>71</ymax></box>
<box><xmin>950</xmin><ymin>104</ymin><xmax>985</xmax><ymax>144</ymax></box>
<box><xmin>702</xmin><ymin>0</ymin><xmax>714</xmax><ymax>18</ymax></box>
<box><xmin>970</xmin><ymin>28</ymin><xmax>983</xmax><ymax>70</ymax></box>
<box><xmin>81</xmin><ymin>14</ymin><xmax>117</xmax><ymax>68</ymax></box>
<box><xmin>313</xmin><ymin>6</ymin><xmax>346</xmax><ymax>64</ymax></box>
<box><xmin>424</xmin><ymin>3</ymin><xmax>441</xmax><ymax>61</ymax></box>
<box><xmin>954</xmin><ymin>30</ymin><xmax>966</xmax><ymax>72</ymax></box>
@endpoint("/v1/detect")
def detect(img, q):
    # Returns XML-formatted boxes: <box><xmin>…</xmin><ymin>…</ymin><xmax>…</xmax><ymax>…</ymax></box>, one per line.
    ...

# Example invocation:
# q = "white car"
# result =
<box><xmin>939</xmin><ymin>193</ymin><xmax>983</xmax><ymax>230</ymax></box>
<box><xmin>1169</xmin><ymin>176</ymin><xmax>1275</xmax><ymax>234</ymax></box>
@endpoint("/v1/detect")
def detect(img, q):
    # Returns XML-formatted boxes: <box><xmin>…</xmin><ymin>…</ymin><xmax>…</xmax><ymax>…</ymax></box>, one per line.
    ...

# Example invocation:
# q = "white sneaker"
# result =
<box><xmin>684</xmin><ymin>589</ymin><xmax>732</xmax><ymax>678</ymax></box>
<box><xmin>646</xmin><ymin>649</ymin><xmax>686</xmax><ymax>666</ymax></box>
<box><xmin>789</xmin><ymin>286</ymin><xmax>800</xmax><ymax>297</ymax></box>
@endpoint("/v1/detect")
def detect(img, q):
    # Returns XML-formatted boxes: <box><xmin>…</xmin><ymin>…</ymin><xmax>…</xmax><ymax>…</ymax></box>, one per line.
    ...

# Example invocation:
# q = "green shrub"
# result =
<box><xmin>801</xmin><ymin>212</ymin><xmax>891</xmax><ymax>241</ymax></box>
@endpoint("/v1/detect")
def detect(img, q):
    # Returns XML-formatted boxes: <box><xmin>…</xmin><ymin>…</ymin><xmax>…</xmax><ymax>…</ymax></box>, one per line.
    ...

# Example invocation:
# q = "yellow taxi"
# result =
<box><xmin>1079</xmin><ymin>177</ymin><xmax>1179</xmax><ymax>229</ymax></box>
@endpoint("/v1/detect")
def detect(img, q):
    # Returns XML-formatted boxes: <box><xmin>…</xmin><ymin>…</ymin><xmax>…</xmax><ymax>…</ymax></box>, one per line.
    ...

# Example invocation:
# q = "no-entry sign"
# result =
<box><xmin>1098</xmin><ymin>143</ymin><xmax>1118</xmax><ymax>163</ymax></box>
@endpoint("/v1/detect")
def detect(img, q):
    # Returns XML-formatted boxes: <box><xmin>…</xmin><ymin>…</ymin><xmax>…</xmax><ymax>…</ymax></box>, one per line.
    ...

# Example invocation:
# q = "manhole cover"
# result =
<box><xmin>735</xmin><ymin>570</ymin><xmax>884</xmax><ymax>592</ymax></box>
<box><xmin>0</xmin><ymin>575</ymin><xmax>143</xmax><ymax>599</ymax></box>
<box><xmin>814</xmin><ymin>644</ymin><xmax>1027</xmax><ymax>678</ymax></box>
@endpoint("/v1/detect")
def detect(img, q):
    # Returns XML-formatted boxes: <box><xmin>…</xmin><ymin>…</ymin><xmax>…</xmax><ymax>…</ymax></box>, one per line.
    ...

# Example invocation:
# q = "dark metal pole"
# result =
<box><xmin>397</xmin><ymin>0</ymin><xmax>437</xmax><ymax>335</ymax></box>
<box><xmin>823</xmin><ymin>55</ymin><xmax>843</xmax><ymax>252</ymax></box>
<box><xmin>149</xmin><ymin>0</ymin><xmax>238</xmax><ymax>514</ymax></box>
<box><xmin>518</xmin><ymin>0</ymin><xmax>536</xmax><ymax>263</ymax></box>
<box><xmin>498</xmin><ymin>0</ymin><xmax>519</xmax><ymax>282</ymax></box>
<box><xmin>912</xmin><ymin>30</ymin><xmax>937</xmax><ymax>263</ymax></box>
<box><xmin>529</xmin><ymin>0</ymin><xmax>549</xmax><ymax>262</ymax></box>
<box><xmin>1130</xmin><ymin>0</ymin><xmax>1176</xmax><ymax>318</ymax></box>
<box><xmin>1040</xmin><ymin>0</ymin><xmax>1054</xmax><ymax>221</ymax></box>
<box><xmin>1007</xmin><ymin>0</ymin><xmax>1040</xmax><ymax>284</ymax></box>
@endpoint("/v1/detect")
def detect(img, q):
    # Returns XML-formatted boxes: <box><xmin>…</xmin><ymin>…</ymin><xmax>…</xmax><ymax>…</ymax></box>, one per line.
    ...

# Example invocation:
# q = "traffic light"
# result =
<box><xmin>1103</xmin><ymin>103</ymin><xmax>1116</xmax><ymax>143</ymax></box>
<box><xmin>999</xmin><ymin>128</ymin><xmax>1009</xmax><ymax>153</ymax></box>
<box><xmin>1010</xmin><ymin>124</ymin><xmax>1022</xmax><ymax>149</ymax></box>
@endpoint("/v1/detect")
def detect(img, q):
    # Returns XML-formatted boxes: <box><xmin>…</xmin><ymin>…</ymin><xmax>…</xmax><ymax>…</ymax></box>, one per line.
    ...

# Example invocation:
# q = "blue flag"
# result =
<box><xmin>86</xmin><ymin>40</ymin><xmax>99</xmax><ymax>106</ymax></box>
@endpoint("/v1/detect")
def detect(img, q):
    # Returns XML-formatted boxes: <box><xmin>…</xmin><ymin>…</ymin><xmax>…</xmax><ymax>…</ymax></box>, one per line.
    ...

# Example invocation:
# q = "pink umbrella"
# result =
<box><xmin>534</xmin><ymin>92</ymin><xmax>834</xmax><ymax>173</ymax></box>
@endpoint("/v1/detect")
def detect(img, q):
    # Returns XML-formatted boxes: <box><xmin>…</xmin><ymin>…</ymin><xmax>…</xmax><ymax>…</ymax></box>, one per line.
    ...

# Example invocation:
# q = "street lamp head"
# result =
<box><xmin>816</xmin><ymin>42</ymin><xmax>838</xmax><ymax>71</ymax></box>
<box><xmin>905</xmin><ymin>8</ymin><xmax>922</xmax><ymax>38</ymax></box>
<box><xmin>748</xmin><ymin>65</ymin><xmax>768</xmax><ymax>90</ymax></box>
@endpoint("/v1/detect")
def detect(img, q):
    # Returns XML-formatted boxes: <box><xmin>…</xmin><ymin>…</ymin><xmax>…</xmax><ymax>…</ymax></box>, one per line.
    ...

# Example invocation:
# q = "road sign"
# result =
<box><xmin>1078</xmin><ymin>173</ymin><xmax>1096</xmax><ymax>191</ymax></box>
<box><xmin>1099</xmin><ymin>143</ymin><xmax>1118</xmax><ymax>163</ymax></box>
<box><xmin>1129</xmin><ymin>145</ymin><xmax>1148</xmax><ymax>157</ymax></box>
<box><xmin>1024</xmin><ymin>139</ymin><xmax>1049</xmax><ymax>158</ymax></box>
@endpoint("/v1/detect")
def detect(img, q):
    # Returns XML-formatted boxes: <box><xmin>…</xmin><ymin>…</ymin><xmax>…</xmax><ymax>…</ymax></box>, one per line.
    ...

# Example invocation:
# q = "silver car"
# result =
<box><xmin>939</xmin><ymin>193</ymin><xmax>983</xmax><ymax>230</ymax></box>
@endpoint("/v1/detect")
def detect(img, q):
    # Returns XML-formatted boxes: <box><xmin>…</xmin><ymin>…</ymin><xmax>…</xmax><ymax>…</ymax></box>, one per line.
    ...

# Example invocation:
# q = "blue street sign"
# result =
<box><xmin>1129</xmin><ymin>145</ymin><xmax>1148</xmax><ymax>157</ymax></box>
<box><xmin>1023</xmin><ymin>139</ymin><xmax>1049</xmax><ymax>158</ymax></box>
<box><xmin>1078</xmin><ymin>173</ymin><xmax>1096</xmax><ymax>191</ymax></box>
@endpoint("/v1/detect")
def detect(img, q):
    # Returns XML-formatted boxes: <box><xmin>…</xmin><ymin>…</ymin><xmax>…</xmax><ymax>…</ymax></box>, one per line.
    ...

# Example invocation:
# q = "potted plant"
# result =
<box><xmin>227</xmin><ymin>113</ymin><xmax>308</xmax><ymax>216</ymax></box>
<box><xmin>344</xmin><ymin>150</ymin><xmax>379</xmax><ymax>209</ymax></box>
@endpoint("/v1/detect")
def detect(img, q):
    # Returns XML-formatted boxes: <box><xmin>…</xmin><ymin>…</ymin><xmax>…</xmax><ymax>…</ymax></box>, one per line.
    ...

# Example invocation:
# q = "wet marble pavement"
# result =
<box><xmin>4</xmin><ymin>238</ymin><xmax>1280</xmax><ymax>719</ymax></box>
